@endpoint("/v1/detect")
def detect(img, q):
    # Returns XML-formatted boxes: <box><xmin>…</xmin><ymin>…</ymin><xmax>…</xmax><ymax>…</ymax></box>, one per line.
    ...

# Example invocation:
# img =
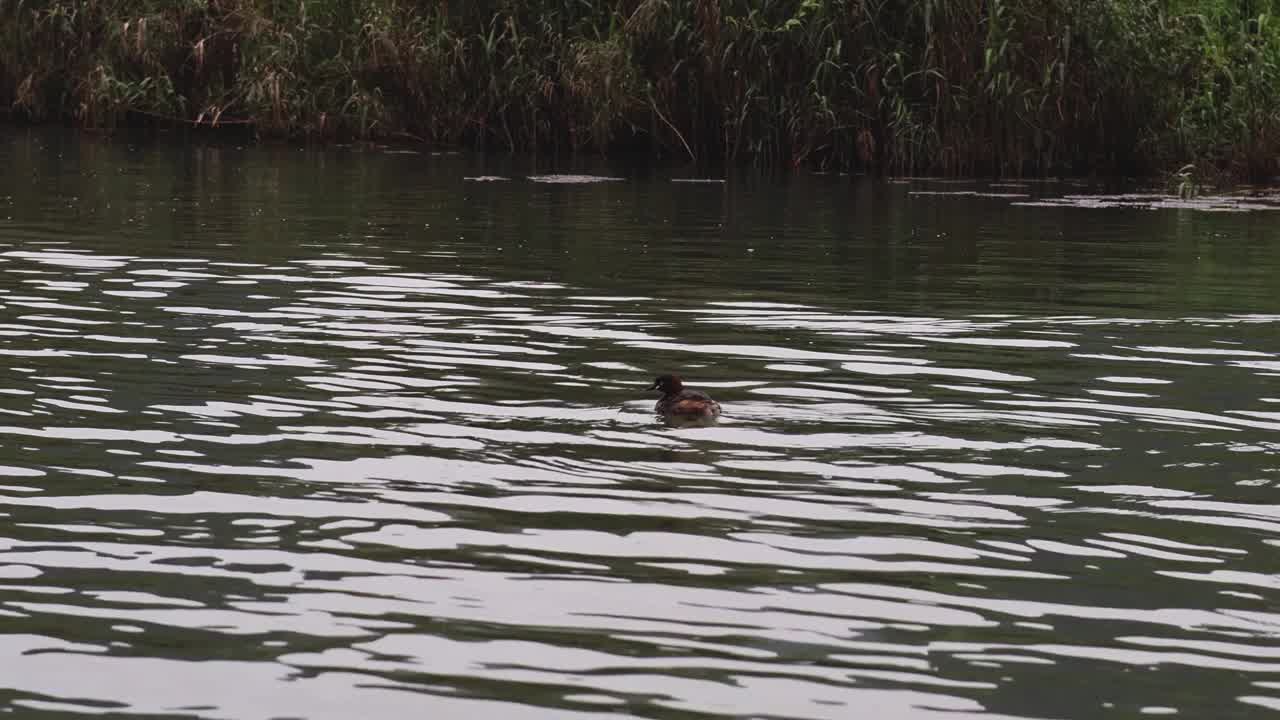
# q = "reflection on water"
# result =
<box><xmin>0</xmin><ymin>130</ymin><xmax>1278</xmax><ymax>719</ymax></box>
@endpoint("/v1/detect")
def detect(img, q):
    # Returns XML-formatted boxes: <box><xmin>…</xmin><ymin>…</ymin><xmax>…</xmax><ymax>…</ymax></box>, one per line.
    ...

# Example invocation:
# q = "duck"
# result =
<box><xmin>648</xmin><ymin>374</ymin><xmax>721</xmax><ymax>425</ymax></box>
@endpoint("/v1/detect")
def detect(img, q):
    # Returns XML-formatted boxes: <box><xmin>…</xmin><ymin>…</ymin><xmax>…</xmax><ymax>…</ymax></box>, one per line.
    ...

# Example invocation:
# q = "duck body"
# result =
<box><xmin>649</xmin><ymin>374</ymin><xmax>721</xmax><ymax>426</ymax></box>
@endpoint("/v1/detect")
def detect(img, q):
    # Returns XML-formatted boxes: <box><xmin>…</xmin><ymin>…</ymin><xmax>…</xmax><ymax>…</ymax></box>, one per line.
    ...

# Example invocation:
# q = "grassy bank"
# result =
<box><xmin>1</xmin><ymin>0</ymin><xmax>1278</xmax><ymax>179</ymax></box>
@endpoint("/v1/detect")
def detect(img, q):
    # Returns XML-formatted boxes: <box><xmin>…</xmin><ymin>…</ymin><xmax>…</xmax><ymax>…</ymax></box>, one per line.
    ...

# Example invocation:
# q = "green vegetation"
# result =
<box><xmin>1</xmin><ymin>0</ymin><xmax>1278</xmax><ymax>179</ymax></box>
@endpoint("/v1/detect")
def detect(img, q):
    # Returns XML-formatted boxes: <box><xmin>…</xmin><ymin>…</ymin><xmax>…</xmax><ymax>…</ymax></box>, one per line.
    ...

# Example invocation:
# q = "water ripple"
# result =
<box><xmin>1</xmin><ymin>146</ymin><xmax>1278</xmax><ymax>718</ymax></box>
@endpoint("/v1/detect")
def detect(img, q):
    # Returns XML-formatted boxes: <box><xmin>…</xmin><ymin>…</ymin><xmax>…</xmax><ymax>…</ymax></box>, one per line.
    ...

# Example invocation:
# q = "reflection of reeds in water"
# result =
<box><xmin>1</xmin><ymin>0</ymin><xmax>1279</xmax><ymax>180</ymax></box>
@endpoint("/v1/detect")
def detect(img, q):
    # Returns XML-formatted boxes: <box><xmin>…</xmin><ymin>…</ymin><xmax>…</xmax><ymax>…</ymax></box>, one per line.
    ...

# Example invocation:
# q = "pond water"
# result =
<box><xmin>0</xmin><ymin>129</ymin><xmax>1278</xmax><ymax>719</ymax></box>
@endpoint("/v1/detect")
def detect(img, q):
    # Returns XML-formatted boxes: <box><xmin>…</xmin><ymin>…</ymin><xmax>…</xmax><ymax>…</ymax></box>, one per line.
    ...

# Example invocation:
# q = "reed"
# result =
<box><xmin>1</xmin><ymin>0</ymin><xmax>1277</xmax><ymax>180</ymax></box>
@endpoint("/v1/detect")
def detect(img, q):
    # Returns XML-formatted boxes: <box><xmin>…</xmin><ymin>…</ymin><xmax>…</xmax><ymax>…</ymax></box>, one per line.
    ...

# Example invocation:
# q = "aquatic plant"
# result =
<box><xmin>1</xmin><ymin>0</ymin><xmax>1278</xmax><ymax>180</ymax></box>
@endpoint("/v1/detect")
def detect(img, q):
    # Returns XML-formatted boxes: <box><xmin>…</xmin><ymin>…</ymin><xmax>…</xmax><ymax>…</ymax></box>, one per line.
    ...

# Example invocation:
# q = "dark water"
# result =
<box><xmin>0</xmin><ymin>129</ymin><xmax>1278</xmax><ymax>719</ymax></box>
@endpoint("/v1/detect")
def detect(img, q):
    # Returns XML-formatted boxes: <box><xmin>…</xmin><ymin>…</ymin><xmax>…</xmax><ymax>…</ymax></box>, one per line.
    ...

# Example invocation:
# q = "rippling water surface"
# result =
<box><xmin>1</xmin><ymin>130</ymin><xmax>1279</xmax><ymax>719</ymax></box>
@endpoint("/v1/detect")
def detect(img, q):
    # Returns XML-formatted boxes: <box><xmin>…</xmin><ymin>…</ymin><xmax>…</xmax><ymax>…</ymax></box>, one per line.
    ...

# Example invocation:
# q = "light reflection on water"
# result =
<box><xmin>0</xmin><ymin>132</ymin><xmax>1278</xmax><ymax>719</ymax></box>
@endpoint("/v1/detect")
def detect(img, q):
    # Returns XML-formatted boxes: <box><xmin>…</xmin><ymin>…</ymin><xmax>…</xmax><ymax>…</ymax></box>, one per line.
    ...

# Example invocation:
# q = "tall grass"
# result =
<box><xmin>1</xmin><ymin>0</ymin><xmax>1277</xmax><ymax>179</ymax></box>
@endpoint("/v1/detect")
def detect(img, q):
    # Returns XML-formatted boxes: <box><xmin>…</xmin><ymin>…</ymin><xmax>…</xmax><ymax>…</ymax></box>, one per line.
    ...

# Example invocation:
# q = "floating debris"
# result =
<box><xmin>527</xmin><ymin>174</ymin><xmax>624</xmax><ymax>184</ymax></box>
<box><xmin>1013</xmin><ymin>193</ymin><xmax>1280</xmax><ymax>212</ymax></box>
<box><xmin>672</xmin><ymin>178</ymin><xmax>726</xmax><ymax>184</ymax></box>
<box><xmin>463</xmin><ymin>176</ymin><xmax>510</xmax><ymax>182</ymax></box>
<box><xmin>908</xmin><ymin>190</ymin><xmax>1031</xmax><ymax>198</ymax></box>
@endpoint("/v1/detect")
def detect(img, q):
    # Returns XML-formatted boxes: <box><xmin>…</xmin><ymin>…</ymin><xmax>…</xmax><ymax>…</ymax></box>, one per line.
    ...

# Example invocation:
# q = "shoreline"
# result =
<box><xmin>3</xmin><ymin>2</ymin><xmax>1277</xmax><ymax>181</ymax></box>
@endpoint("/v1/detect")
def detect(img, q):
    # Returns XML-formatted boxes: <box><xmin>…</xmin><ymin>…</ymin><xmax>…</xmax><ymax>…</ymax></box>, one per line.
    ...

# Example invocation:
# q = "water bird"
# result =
<box><xmin>648</xmin><ymin>374</ymin><xmax>721</xmax><ymax>426</ymax></box>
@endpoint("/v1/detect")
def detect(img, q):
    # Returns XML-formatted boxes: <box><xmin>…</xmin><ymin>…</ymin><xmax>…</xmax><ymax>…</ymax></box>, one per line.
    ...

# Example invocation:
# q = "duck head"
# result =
<box><xmin>648</xmin><ymin>374</ymin><xmax>683</xmax><ymax>394</ymax></box>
